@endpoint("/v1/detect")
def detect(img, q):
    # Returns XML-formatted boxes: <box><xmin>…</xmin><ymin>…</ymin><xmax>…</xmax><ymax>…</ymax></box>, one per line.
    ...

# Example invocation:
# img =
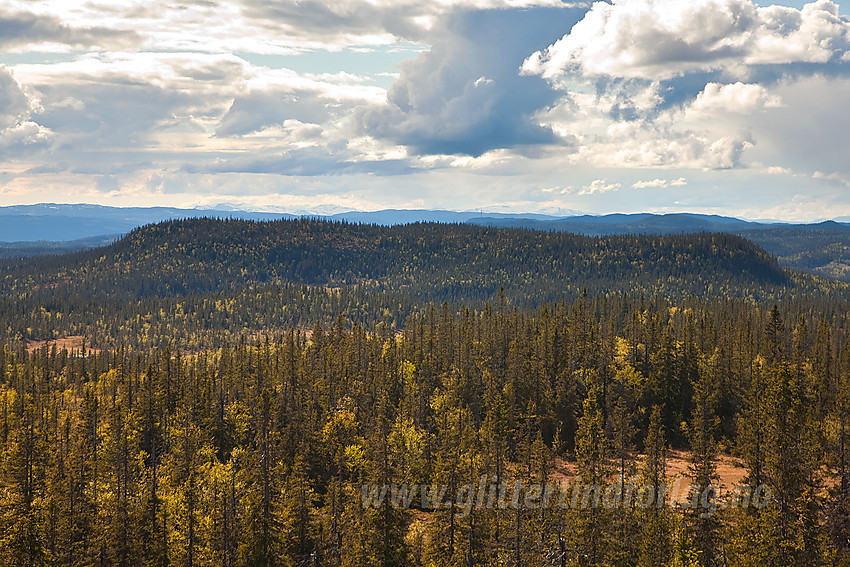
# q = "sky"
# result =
<box><xmin>0</xmin><ymin>0</ymin><xmax>849</xmax><ymax>220</ymax></box>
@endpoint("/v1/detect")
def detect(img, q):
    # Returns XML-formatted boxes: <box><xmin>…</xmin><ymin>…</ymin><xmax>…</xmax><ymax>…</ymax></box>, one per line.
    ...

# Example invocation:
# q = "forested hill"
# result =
<box><xmin>1</xmin><ymin>218</ymin><xmax>792</xmax><ymax>304</ymax></box>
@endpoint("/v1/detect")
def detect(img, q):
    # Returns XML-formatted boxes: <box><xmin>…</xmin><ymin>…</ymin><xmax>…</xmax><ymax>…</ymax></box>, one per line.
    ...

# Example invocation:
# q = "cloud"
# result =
<box><xmin>579</xmin><ymin>179</ymin><xmax>621</xmax><ymax>195</ymax></box>
<box><xmin>6</xmin><ymin>48</ymin><xmax>415</xmax><ymax>182</ymax></box>
<box><xmin>15</xmin><ymin>52</ymin><xmax>252</xmax><ymax>150</ymax></box>
<box><xmin>0</xmin><ymin>8</ymin><xmax>139</xmax><ymax>50</ymax></box>
<box><xmin>706</xmin><ymin>135</ymin><xmax>754</xmax><ymax>168</ymax></box>
<box><xmin>813</xmin><ymin>170</ymin><xmax>850</xmax><ymax>186</ymax></box>
<box><xmin>632</xmin><ymin>178</ymin><xmax>668</xmax><ymax>188</ymax></box>
<box><xmin>216</xmin><ymin>70</ymin><xmax>385</xmax><ymax>137</ymax></box>
<box><xmin>0</xmin><ymin>66</ymin><xmax>51</xmax><ymax>151</ymax></box>
<box><xmin>632</xmin><ymin>177</ymin><xmax>688</xmax><ymax>189</ymax></box>
<box><xmin>0</xmin><ymin>66</ymin><xmax>31</xmax><ymax>129</ymax></box>
<box><xmin>2</xmin><ymin>0</ymin><xmax>849</xmax><ymax>221</ymax></box>
<box><xmin>2</xmin><ymin>0</ymin><xmax>539</xmax><ymax>56</ymax></box>
<box><xmin>238</xmin><ymin>0</ymin><xmax>434</xmax><ymax>46</ymax></box>
<box><xmin>764</xmin><ymin>165</ymin><xmax>792</xmax><ymax>175</ymax></box>
<box><xmin>687</xmin><ymin>81</ymin><xmax>782</xmax><ymax>115</ymax></box>
<box><xmin>523</xmin><ymin>0</ymin><xmax>850</xmax><ymax>81</ymax></box>
<box><xmin>556</xmin><ymin>113</ymin><xmax>754</xmax><ymax>170</ymax></box>
<box><xmin>745</xmin><ymin>74</ymin><xmax>850</xmax><ymax>176</ymax></box>
<box><xmin>518</xmin><ymin>1</ymin><xmax>850</xmax><ymax>173</ymax></box>
<box><xmin>357</xmin><ymin>6</ymin><xmax>588</xmax><ymax>156</ymax></box>
<box><xmin>184</xmin><ymin>145</ymin><xmax>416</xmax><ymax>177</ymax></box>
<box><xmin>238</xmin><ymin>0</ymin><xmax>577</xmax><ymax>48</ymax></box>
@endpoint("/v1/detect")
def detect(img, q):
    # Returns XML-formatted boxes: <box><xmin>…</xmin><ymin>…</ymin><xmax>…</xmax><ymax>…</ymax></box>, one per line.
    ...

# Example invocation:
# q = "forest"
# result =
<box><xmin>1</xmin><ymin>218</ymin><xmax>849</xmax><ymax>566</ymax></box>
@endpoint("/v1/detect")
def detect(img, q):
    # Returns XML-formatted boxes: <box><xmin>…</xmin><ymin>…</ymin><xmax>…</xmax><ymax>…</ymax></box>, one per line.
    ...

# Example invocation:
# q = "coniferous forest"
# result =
<box><xmin>1</xmin><ymin>218</ymin><xmax>850</xmax><ymax>566</ymax></box>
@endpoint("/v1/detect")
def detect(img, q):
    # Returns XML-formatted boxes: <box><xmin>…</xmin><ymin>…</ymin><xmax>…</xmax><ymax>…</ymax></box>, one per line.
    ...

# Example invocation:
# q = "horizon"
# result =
<box><xmin>1</xmin><ymin>0</ymin><xmax>849</xmax><ymax>221</ymax></box>
<box><xmin>0</xmin><ymin>200</ymin><xmax>839</xmax><ymax>225</ymax></box>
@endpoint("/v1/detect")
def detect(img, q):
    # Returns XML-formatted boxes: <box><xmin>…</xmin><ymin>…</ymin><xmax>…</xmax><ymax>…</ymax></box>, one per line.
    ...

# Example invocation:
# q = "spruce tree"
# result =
<box><xmin>575</xmin><ymin>389</ymin><xmax>608</xmax><ymax>566</ymax></box>
<box><xmin>1</xmin><ymin>396</ymin><xmax>49</xmax><ymax>566</ymax></box>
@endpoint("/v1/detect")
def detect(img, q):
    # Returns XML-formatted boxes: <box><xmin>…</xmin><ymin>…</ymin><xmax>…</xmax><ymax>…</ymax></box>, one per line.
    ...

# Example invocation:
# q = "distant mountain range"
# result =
<box><xmin>465</xmin><ymin>212</ymin><xmax>847</xmax><ymax>235</ymax></box>
<box><xmin>3</xmin><ymin>203</ymin><xmax>850</xmax><ymax>281</ymax></box>
<box><xmin>0</xmin><ymin>203</ymin><xmax>580</xmax><ymax>242</ymax></box>
<box><xmin>0</xmin><ymin>204</ymin><xmax>799</xmax><ymax>242</ymax></box>
<box><xmin>325</xmin><ymin>209</ymin><xmax>568</xmax><ymax>225</ymax></box>
<box><xmin>467</xmin><ymin>212</ymin><xmax>763</xmax><ymax>234</ymax></box>
<box><xmin>0</xmin><ymin>203</ymin><xmax>297</xmax><ymax>242</ymax></box>
<box><xmin>0</xmin><ymin>234</ymin><xmax>120</xmax><ymax>259</ymax></box>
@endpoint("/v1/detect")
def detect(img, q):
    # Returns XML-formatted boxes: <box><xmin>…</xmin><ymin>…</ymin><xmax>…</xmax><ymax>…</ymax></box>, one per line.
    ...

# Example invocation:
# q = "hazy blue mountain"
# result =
<box><xmin>0</xmin><ymin>203</ymin><xmax>294</xmax><ymax>242</ymax></box>
<box><xmin>326</xmin><ymin>209</ymin><xmax>566</xmax><ymax>225</ymax></box>
<box><xmin>0</xmin><ymin>204</ymin><xmax>781</xmax><ymax>243</ymax></box>
<box><xmin>1</xmin><ymin>204</ymin><xmax>575</xmax><ymax>242</ymax></box>
<box><xmin>0</xmin><ymin>235</ymin><xmax>121</xmax><ymax>258</ymax></box>
<box><xmin>467</xmin><ymin>212</ymin><xmax>764</xmax><ymax>234</ymax></box>
<box><xmin>0</xmin><ymin>204</ymin><xmax>574</xmax><ymax>243</ymax></box>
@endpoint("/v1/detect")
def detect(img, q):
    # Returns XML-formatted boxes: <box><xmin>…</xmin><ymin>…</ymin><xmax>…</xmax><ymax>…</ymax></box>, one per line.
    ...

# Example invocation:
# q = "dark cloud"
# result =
<box><xmin>34</xmin><ymin>81</ymin><xmax>193</xmax><ymax>146</ymax></box>
<box><xmin>238</xmin><ymin>0</ymin><xmax>433</xmax><ymax>43</ymax></box>
<box><xmin>184</xmin><ymin>146</ymin><xmax>416</xmax><ymax>176</ymax></box>
<box><xmin>0</xmin><ymin>66</ymin><xmax>31</xmax><ymax>128</ymax></box>
<box><xmin>0</xmin><ymin>66</ymin><xmax>51</xmax><ymax>152</ymax></box>
<box><xmin>0</xmin><ymin>9</ymin><xmax>139</xmax><ymax>49</ymax></box>
<box><xmin>24</xmin><ymin>55</ymin><xmax>247</xmax><ymax>149</ymax></box>
<box><xmin>358</xmin><ymin>6</ymin><xmax>588</xmax><ymax>157</ymax></box>
<box><xmin>749</xmin><ymin>75</ymin><xmax>850</xmax><ymax>176</ymax></box>
<box><xmin>216</xmin><ymin>88</ymin><xmax>336</xmax><ymax>136</ymax></box>
<box><xmin>25</xmin><ymin>163</ymin><xmax>66</xmax><ymax>175</ymax></box>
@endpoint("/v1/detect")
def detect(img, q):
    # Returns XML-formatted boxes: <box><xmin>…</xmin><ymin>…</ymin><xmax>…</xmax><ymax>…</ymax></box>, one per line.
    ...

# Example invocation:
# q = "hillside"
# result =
<box><xmin>0</xmin><ymin>217</ymin><xmax>834</xmax><ymax>350</ymax></box>
<box><xmin>738</xmin><ymin>223</ymin><xmax>850</xmax><ymax>280</ymax></box>
<box><xmin>6</xmin><ymin>206</ymin><xmax>850</xmax><ymax>285</ymax></box>
<box><xmin>1</xmin><ymin>218</ymin><xmax>791</xmax><ymax>306</ymax></box>
<box><xmin>467</xmin><ymin>213</ymin><xmax>850</xmax><ymax>281</ymax></box>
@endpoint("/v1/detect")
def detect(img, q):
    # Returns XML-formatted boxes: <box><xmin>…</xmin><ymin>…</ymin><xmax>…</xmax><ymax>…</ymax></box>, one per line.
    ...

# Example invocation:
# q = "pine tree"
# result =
<box><xmin>1</xmin><ymin>395</ymin><xmax>50</xmax><ymax>566</ymax></box>
<box><xmin>738</xmin><ymin>357</ymin><xmax>768</xmax><ymax>491</ymax></box>
<box><xmin>684</xmin><ymin>360</ymin><xmax>720</xmax><ymax>567</ymax></box>
<box><xmin>648</xmin><ymin>327</ymin><xmax>683</xmax><ymax>446</ymax></box>
<box><xmin>826</xmin><ymin>340</ymin><xmax>850</xmax><ymax>564</ymax></box>
<box><xmin>365</xmin><ymin>391</ymin><xmax>410</xmax><ymax>567</ymax></box>
<box><xmin>239</xmin><ymin>389</ymin><xmax>280</xmax><ymax>567</ymax></box>
<box><xmin>764</xmin><ymin>304</ymin><xmax>785</xmax><ymax>366</ymax></box>
<box><xmin>575</xmin><ymin>389</ymin><xmax>608</xmax><ymax>565</ymax></box>
<box><xmin>608</xmin><ymin>362</ymin><xmax>641</xmax><ymax>566</ymax></box>
<box><xmin>101</xmin><ymin>400</ymin><xmax>141</xmax><ymax>567</ymax></box>
<box><xmin>638</xmin><ymin>406</ymin><xmax>671</xmax><ymax>567</ymax></box>
<box><xmin>280</xmin><ymin>456</ymin><xmax>316</xmax><ymax>566</ymax></box>
<box><xmin>63</xmin><ymin>388</ymin><xmax>100</xmax><ymax>566</ymax></box>
<box><xmin>763</xmin><ymin>362</ymin><xmax>821</xmax><ymax>564</ymax></box>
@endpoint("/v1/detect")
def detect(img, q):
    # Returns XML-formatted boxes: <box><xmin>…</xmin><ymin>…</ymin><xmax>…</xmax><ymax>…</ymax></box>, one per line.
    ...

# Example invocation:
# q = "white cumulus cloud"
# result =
<box><xmin>0</xmin><ymin>66</ymin><xmax>51</xmax><ymax>152</ymax></box>
<box><xmin>523</xmin><ymin>0</ymin><xmax>850</xmax><ymax>81</ymax></box>
<box><xmin>632</xmin><ymin>178</ymin><xmax>668</xmax><ymax>188</ymax></box>
<box><xmin>579</xmin><ymin>179</ymin><xmax>621</xmax><ymax>195</ymax></box>
<box><xmin>687</xmin><ymin>82</ymin><xmax>782</xmax><ymax>116</ymax></box>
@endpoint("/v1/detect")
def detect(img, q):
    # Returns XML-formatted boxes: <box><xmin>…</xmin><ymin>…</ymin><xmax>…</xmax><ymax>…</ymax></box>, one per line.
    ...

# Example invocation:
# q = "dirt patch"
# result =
<box><xmin>26</xmin><ymin>335</ymin><xmax>100</xmax><ymax>355</ymax></box>
<box><xmin>666</xmin><ymin>449</ymin><xmax>748</xmax><ymax>489</ymax></box>
<box><xmin>550</xmin><ymin>450</ymin><xmax>749</xmax><ymax>504</ymax></box>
